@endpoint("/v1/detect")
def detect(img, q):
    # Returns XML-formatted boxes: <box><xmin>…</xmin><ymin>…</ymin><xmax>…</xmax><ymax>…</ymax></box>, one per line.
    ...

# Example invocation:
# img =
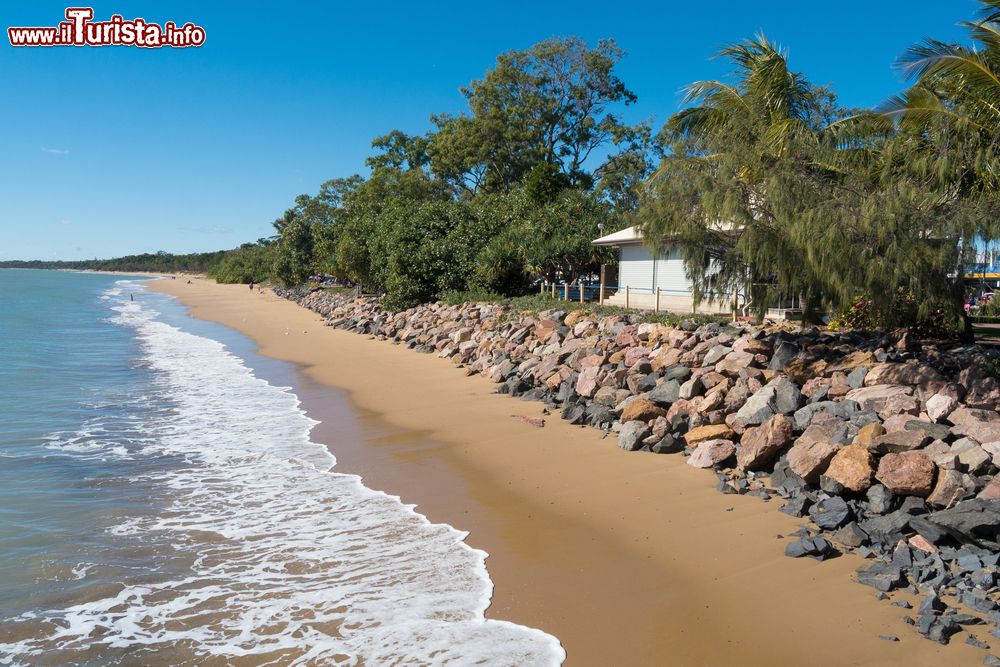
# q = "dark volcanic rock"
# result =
<box><xmin>927</xmin><ymin>499</ymin><xmax>1000</xmax><ymax>547</ymax></box>
<box><xmin>832</xmin><ymin>521</ymin><xmax>869</xmax><ymax>548</ymax></box>
<box><xmin>649</xmin><ymin>379</ymin><xmax>681</xmax><ymax>405</ymax></box>
<box><xmin>857</xmin><ymin>562</ymin><xmax>906</xmax><ymax>591</ymax></box>
<box><xmin>785</xmin><ymin>536</ymin><xmax>837</xmax><ymax>560</ymax></box>
<box><xmin>809</xmin><ymin>496</ymin><xmax>853</xmax><ymax>530</ymax></box>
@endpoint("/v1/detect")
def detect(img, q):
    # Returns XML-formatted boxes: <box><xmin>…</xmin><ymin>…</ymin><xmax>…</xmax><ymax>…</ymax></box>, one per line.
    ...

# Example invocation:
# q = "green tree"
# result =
<box><xmin>883</xmin><ymin>0</ymin><xmax>1000</xmax><ymax>286</ymax></box>
<box><xmin>272</xmin><ymin>216</ymin><xmax>315</xmax><ymax>287</ymax></box>
<box><xmin>428</xmin><ymin>37</ymin><xmax>638</xmax><ymax>194</ymax></box>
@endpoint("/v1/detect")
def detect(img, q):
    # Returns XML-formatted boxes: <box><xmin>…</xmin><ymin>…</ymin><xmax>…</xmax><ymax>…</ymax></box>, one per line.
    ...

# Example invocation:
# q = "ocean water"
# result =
<box><xmin>0</xmin><ymin>269</ymin><xmax>564</xmax><ymax>666</ymax></box>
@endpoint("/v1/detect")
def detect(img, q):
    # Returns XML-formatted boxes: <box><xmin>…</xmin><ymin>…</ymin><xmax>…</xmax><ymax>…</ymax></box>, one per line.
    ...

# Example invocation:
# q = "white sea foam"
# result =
<box><xmin>0</xmin><ymin>283</ymin><xmax>564</xmax><ymax>665</ymax></box>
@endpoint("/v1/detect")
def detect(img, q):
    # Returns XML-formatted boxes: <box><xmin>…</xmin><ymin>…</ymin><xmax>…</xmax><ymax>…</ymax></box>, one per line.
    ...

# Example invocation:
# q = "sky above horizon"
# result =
<box><xmin>0</xmin><ymin>1</ymin><xmax>975</xmax><ymax>261</ymax></box>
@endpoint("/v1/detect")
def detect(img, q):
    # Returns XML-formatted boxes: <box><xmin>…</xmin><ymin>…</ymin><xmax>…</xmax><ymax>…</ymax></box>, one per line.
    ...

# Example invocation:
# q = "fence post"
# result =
<box><xmin>655</xmin><ymin>287</ymin><xmax>661</xmax><ymax>313</ymax></box>
<box><xmin>579</xmin><ymin>283</ymin><xmax>584</xmax><ymax>303</ymax></box>
<box><xmin>551</xmin><ymin>283</ymin><xmax>556</xmax><ymax>299</ymax></box>
<box><xmin>625</xmin><ymin>285</ymin><xmax>630</xmax><ymax>309</ymax></box>
<box><xmin>540</xmin><ymin>281</ymin><xmax>545</xmax><ymax>295</ymax></box>
<box><xmin>563</xmin><ymin>283</ymin><xmax>569</xmax><ymax>301</ymax></box>
<box><xmin>599</xmin><ymin>278</ymin><xmax>605</xmax><ymax>305</ymax></box>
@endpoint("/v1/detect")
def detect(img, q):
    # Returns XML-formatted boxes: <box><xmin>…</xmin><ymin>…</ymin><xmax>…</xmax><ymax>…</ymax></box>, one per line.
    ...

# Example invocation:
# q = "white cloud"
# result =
<box><xmin>41</xmin><ymin>147</ymin><xmax>70</xmax><ymax>155</ymax></box>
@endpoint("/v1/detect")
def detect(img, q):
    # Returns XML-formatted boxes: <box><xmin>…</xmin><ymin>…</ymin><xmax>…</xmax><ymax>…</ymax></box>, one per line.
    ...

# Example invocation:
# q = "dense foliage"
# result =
<box><xmin>637</xmin><ymin>2</ymin><xmax>1000</xmax><ymax>333</ymax></box>
<box><xmin>0</xmin><ymin>251</ymin><xmax>227</xmax><ymax>274</ymax></box>
<box><xmin>257</xmin><ymin>37</ymin><xmax>639</xmax><ymax>303</ymax></box>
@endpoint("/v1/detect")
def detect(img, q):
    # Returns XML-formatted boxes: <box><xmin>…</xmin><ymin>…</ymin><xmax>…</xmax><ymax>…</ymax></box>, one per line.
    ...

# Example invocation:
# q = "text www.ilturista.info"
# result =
<box><xmin>8</xmin><ymin>7</ymin><xmax>205</xmax><ymax>48</ymax></box>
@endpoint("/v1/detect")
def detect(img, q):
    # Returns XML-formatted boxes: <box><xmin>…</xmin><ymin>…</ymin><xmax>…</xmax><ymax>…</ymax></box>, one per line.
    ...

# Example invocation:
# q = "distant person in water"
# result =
<box><xmin>130</xmin><ymin>294</ymin><xmax>133</xmax><ymax>302</ymax></box>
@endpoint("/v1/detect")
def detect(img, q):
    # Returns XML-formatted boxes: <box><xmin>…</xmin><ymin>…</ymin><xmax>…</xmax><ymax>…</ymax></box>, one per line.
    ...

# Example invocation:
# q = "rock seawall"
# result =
<box><xmin>278</xmin><ymin>286</ymin><xmax>1000</xmax><ymax>650</ymax></box>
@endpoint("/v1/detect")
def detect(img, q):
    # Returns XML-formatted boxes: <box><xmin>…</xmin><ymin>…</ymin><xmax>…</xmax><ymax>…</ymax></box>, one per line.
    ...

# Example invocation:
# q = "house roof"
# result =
<box><xmin>593</xmin><ymin>221</ymin><xmax>743</xmax><ymax>247</ymax></box>
<box><xmin>591</xmin><ymin>226</ymin><xmax>642</xmax><ymax>246</ymax></box>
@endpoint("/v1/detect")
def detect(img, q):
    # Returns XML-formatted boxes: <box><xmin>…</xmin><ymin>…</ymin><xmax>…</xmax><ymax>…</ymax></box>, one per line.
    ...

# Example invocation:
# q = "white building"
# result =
<box><xmin>591</xmin><ymin>225</ymin><xmax>738</xmax><ymax>315</ymax></box>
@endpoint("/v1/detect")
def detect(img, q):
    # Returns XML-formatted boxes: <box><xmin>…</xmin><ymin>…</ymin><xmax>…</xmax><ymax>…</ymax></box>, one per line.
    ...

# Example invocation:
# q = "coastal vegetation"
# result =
<box><xmin>11</xmin><ymin>2</ymin><xmax>1000</xmax><ymax>334</ymax></box>
<box><xmin>221</xmin><ymin>0</ymin><xmax>1000</xmax><ymax>333</ymax></box>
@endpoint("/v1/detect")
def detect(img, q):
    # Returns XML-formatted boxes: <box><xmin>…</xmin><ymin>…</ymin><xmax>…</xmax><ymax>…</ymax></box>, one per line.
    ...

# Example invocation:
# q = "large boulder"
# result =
<box><xmin>715</xmin><ymin>350</ymin><xmax>755</xmax><ymax>375</ymax></box>
<box><xmin>618</xmin><ymin>421</ymin><xmax>651</xmax><ymax>451</ymax></box>
<box><xmin>824</xmin><ymin>444</ymin><xmax>876</xmax><ymax>493</ymax></box>
<box><xmin>702</xmin><ymin>344</ymin><xmax>733</xmax><ymax>366</ymax></box>
<box><xmin>949</xmin><ymin>407</ymin><xmax>1000</xmax><ymax>445</ymax></box>
<box><xmin>620</xmin><ymin>398</ymin><xmax>665</xmax><ymax>422</ymax></box>
<box><xmin>687</xmin><ymin>439</ymin><xmax>737</xmax><ymax>468</ymax></box>
<box><xmin>929</xmin><ymin>469</ymin><xmax>975</xmax><ymax>507</ymax></box>
<box><xmin>845</xmin><ymin>385</ymin><xmax>913</xmax><ymax>413</ymax></box>
<box><xmin>863</xmin><ymin>362</ymin><xmax>946</xmax><ymax>391</ymax></box>
<box><xmin>788</xmin><ymin>438</ymin><xmax>842</xmax><ymax>484</ymax></box>
<box><xmin>868</xmin><ymin>430</ymin><xmax>931</xmax><ymax>455</ymax></box>
<box><xmin>925</xmin><ymin>499</ymin><xmax>1000</xmax><ymax>546</ymax></box>
<box><xmin>732</xmin><ymin>377</ymin><xmax>803</xmax><ymax>429</ymax></box>
<box><xmin>926</xmin><ymin>393</ymin><xmax>958</xmax><ymax>423</ymax></box>
<box><xmin>575</xmin><ymin>365</ymin><xmax>602</xmax><ymax>398</ymax></box>
<box><xmin>959</xmin><ymin>364</ymin><xmax>1000</xmax><ymax>410</ymax></box>
<box><xmin>875</xmin><ymin>452</ymin><xmax>936</xmax><ymax>497</ymax></box>
<box><xmin>737</xmin><ymin>414</ymin><xmax>794</xmax><ymax>471</ymax></box>
<box><xmin>649</xmin><ymin>379</ymin><xmax>681</xmax><ymax>406</ymax></box>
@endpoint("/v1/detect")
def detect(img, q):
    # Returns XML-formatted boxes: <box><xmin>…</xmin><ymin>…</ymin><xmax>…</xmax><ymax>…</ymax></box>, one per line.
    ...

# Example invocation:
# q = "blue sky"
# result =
<box><xmin>0</xmin><ymin>1</ymin><xmax>974</xmax><ymax>260</ymax></box>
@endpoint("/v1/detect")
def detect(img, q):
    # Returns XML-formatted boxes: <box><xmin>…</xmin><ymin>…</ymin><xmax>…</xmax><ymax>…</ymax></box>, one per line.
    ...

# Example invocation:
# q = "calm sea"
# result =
<box><xmin>0</xmin><ymin>269</ymin><xmax>563</xmax><ymax>666</ymax></box>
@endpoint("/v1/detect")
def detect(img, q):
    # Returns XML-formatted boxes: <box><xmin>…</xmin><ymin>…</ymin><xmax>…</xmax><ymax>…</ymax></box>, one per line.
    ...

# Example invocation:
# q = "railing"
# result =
<box><xmin>539</xmin><ymin>281</ymin><xmax>703</xmax><ymax>311</ymax></box>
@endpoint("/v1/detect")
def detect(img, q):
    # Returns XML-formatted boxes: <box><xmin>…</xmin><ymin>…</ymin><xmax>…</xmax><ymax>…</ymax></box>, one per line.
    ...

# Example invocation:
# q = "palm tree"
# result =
<box><xmin>881</xmin><ymin>0</ymin><xmax>1000</xmax><ymax>336</ymax></box>
<box><xmin>640</xmin><ymin>35</ymin><xmax>857</xmax><ymax>319</ymax></box>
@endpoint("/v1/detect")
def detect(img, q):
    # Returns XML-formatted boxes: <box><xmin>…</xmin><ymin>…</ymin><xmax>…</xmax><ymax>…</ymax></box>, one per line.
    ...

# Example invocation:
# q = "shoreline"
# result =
<box><xmin>148</xmin><ymin>276</ymin><xmax>983</xmax><ymax>665</ymax></box>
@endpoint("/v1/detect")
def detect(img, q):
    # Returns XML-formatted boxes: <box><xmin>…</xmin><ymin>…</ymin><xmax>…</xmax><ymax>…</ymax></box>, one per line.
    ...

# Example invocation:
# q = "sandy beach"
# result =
<box><xmin>149</xmin><ymin>277</ymin><xmax>985</xmax><ymax>666</ymax></box>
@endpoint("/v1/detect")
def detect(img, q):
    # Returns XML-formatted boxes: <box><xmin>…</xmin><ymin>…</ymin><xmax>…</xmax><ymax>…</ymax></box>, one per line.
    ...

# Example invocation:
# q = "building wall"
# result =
<box><xmin>617</xmin><ymin>243</ymin><xmax>693</xmax><ymax>295</ymax></box>
<box><xmin>618</xmin><ymin>244</ymin><xmax>655</xmax><ymax>292</ymax></box>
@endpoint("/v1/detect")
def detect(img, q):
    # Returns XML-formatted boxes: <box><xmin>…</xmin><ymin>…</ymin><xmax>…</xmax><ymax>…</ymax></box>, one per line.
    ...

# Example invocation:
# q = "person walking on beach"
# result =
<box><xmin>249</xmin><ymin>280</ymin><xmax>254</xmax><ymax>291</ymax></box>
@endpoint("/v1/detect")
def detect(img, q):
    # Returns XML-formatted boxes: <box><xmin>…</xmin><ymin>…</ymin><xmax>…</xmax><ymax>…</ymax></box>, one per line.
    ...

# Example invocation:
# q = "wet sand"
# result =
<box><xmin>149</xmin><ymin>277</ymin><xmax>985</xmax><ymax>666</ymax></box>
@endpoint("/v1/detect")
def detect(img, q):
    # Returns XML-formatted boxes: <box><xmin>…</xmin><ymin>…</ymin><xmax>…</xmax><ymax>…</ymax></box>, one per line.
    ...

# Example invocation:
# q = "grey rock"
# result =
<box><xmin>662</xmin><ymin>364</ymin><xmax>691</xmax><ymax>382</ymax></box>
<box><xmin>771</xmin><ymin>377</ymin><xmax>805</xmax><ymax>414</ymax></box>
<box><xmin>905</xmin><ymin>420</ymin><xmax>953</xmax><ymax>442</ymax></box>
<box><xmin>733</xmin><ymin>392</ymin><xmax>775</xmax><ymax>428</ymax></box>
<box><xmin>810</xmin><ymin>496</ymin><xmax>853</xmax><ymax>530</ymax></box>
<box><xmin>785</xmin><ymin>536</ymin><xmax>836</xmax><ymax>560</ymax></box>
<box><xmin>617</xmin><ymin>421</ymin><xmax>651</xmax><ymax>451</ymax></box>
<box><xmin>703</xmin><ymin>344</ymin><xmax>732</xmax><ymax>366</ymax></box>
<box><xmin>857</xmin><ymin>562</ymin><xmax>906</xmax><ymax>591</ymax></box>
<box><xmin>832</xmin><ymin>521</ymin><xmax>869</xmax><ymax>548</ymax></box>
<box><xmin>769</xmin><ymin>342</ymin><xmax>797</xmax><ymax>371</ymax></box>
<box><xmin>820</xmin><ymin>475</ymin><xmax>846</xmax><ymax>495</ymax></box>
<box><xmin>780</xmin><ymin>494</ymin><xmax>812</xmax><ymax>518</ymax></box>
<box><xmin>649</xmin><ymin>379</ymin><xmax>681</xmax><ymax>406</ymax></box>
<box><xmin>926</xmin><ymin>499</ymin><xmax>1000</xmax><ymax>547</ymax></box>
<box><xmin>860</xmin><ymin>510</ymin><xmax>911</xmax><ymax>541</ymax></box>
<box><xmin>909</xmin><ymin>517</ymin><xmax>948</xmax><ymax>544</ymax></box>
<box><xmin>678</xmin><ymin>376</ymin><xmax>703</xmax><ymax>400</ymax></box>
<box><xmin>560</xmin><ymin>403</ymin><xmax>586</xmax><ymax>425</ymax></box>
<box><xmin>847</xmin><ymin>366</ymin><xmax>868</xmax><ymax>389</ymax></box>
<box><xmin>899</xmin><ymin>496</ymin><xmax>928</xmax><ymax>515</ymax></box>
<box><xmin>651</xmin><ymin>434</ymin><xmax>682</xmax><ymax>454</ymax></box>
<box><xmin>867</xmin><ymin>484</ymin><xmax>895</xmax><ymax>515</ymax></box>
